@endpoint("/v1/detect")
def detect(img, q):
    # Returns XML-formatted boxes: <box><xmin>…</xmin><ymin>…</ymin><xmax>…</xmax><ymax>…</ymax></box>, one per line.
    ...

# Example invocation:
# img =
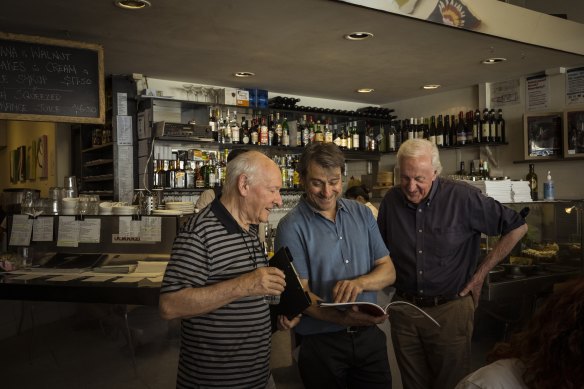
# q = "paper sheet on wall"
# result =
<box><xmin>9</xmin><ymin>214</ymin><xmax>33</xmax><ymax>246</ymax></box>
<box><xmin>526</xmin><ymin>74</ymin><xmax>550</xmax><ymax>111</ymax></box>
<box><xmin>117</xmin><ymin>92</ymin><xmax>128</xmax><ymax>116</ymax></box>
<box><xmin>566</xmin><ymin>67</ymin><xmax>584</xmax><ymax>106</ymax></box>
<box><xmin>57</xmin><ymin>216</ymin><xmax>79</xmax><ymax>247</ymax></box>
<box><xmin>117</xmin><ymin>145</ymin><xmax>134</xmax><ymax>203</ymax></box>
<box><xmin>78</xmin><ymin>219</ymin><xmax>101</xmax><ymax>243</ymax></box>
<box><xmin>32</xmin><ymin>217</ymin><xmax>54</xmax><ymax>241</ymax></box>
<box><xmin>116</xmin><ymin>115</ymin><xmax>133</xmax><ymax>145</ymax></box>
<box><xmin>490</xmin><ymin>79</ymin><xmax>520</xmax><ymax>107</ymax></box>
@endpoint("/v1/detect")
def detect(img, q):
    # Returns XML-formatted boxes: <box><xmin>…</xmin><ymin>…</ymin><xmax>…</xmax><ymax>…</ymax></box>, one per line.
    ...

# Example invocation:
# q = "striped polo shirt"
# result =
<box><xmin>161</xmin><ymin>198</ymin><xmax>271</xmax><ymax>389</ymax></box>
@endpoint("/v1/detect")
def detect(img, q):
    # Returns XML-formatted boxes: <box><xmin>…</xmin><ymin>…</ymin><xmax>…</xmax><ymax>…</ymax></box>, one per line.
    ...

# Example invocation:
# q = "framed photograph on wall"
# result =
<box><xmin>524</xmin><ymin>112</ymin><xmax>563</xmax><ymax>160</ymax></box>
<box><xmin>564</xmin><ymin>109</ymin><xmax>584</xmax><ymax>158</ymax></box>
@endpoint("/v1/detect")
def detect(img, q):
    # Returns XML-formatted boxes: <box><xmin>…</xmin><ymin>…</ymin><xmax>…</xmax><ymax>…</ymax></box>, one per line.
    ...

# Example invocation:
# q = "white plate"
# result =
<box><xmin>152</xmin><ymin>210</ymin><xmax>182</xmax><ymax>215</ymax></box>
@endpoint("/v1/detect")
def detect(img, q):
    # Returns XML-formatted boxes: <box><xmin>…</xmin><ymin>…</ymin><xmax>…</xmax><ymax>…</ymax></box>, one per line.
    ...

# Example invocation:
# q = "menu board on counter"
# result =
<box><xmin>0</xmin><ymin>32</ymin><xmax>104</xmax><ymax>124</ymax></box>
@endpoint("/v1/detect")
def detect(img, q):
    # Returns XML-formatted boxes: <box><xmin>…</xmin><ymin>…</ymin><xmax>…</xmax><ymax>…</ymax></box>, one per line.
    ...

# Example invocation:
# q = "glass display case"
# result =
<box><xmin>482</xmin><ymin>200</ymin><xmax>583</xmax><ymax>303</ymax></box>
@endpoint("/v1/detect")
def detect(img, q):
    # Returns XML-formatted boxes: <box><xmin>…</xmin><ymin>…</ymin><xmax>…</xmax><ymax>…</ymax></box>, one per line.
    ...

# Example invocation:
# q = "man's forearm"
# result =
<box><xmin>476</xmin><ymin>224</ymin><xmax>528</xmax><ymax>278</ymax></box>
<box><xmin>354</xmin><ymin>256</ymin><xmax>396</xmax><ymax>291</ymax></box>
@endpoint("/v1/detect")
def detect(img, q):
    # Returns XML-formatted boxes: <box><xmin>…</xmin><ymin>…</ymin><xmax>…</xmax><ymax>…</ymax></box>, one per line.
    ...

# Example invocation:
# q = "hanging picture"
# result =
<box><xmin>523</xmin><ymin>112</ymin><xmax>562</xmax><ymax>160</ymax></box>
<box><xmin>564</xmin><ymin>109</ymin><xmax>584</xmax><ymax>158</ymax></box>
<box><xmin>27</xmin><ymin>140</ymin><xmax>37</xmax><ymax>180</ymax></box>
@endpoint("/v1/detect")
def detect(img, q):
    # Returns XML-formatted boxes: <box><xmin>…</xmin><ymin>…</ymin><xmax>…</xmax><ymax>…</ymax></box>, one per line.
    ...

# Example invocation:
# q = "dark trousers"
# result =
<box><xmin>298</xmin><ymin>326</ymin><xmax>392</xmax><ymax>389</ymax></box>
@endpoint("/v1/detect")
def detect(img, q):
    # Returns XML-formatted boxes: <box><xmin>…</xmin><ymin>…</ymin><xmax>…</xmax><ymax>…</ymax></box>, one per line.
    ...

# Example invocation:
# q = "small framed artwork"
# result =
<box><xmin>524</xmin><ymin>112</ymin><xmax>563</xmax><ymax>160</ymax></box>
<box><xmin>563</xmin><ymin>109</ymin><xmax>584</xmax><ymax>158</ymax></box>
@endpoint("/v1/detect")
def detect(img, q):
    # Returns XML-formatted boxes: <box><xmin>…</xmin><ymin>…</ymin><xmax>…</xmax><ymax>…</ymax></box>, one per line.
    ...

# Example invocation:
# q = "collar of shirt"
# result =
<box><xmin>210</xmin><ymin>197</ymin><xmax>258</xmax><ymax>235</ymax></box>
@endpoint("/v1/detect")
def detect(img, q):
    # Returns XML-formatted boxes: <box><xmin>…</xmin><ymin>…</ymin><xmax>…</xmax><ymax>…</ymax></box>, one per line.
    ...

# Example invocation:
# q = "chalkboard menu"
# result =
<box><xmin>0</xmin><ymin>32</ymin><xmax>104</xmax><ymax>124</ymax></box>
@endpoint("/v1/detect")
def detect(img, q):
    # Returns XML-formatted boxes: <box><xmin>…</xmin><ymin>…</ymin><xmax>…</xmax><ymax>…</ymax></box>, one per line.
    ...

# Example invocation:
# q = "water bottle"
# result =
<box><xmin>543</xmin><ymin>171</ymin><xmax>555</xmax><ymax>201</ymax></box>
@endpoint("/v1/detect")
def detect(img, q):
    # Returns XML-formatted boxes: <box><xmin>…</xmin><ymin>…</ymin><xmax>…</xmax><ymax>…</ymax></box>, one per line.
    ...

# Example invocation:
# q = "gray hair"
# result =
<box><xmin>222</xmin><ymin>150</ymin><xmax>265</xmax><ymax>197</ymax></box>
<box><xmin>397</xmin><ymin>139</ymin><xmax>442</xmax><ymax>175</ymax></box>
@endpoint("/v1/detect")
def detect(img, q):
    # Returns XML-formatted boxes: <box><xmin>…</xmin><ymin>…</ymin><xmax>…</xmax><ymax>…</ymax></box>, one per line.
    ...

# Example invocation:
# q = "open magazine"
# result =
<box><xmin>318</xmin><ymin>300</ymin><xmax>440</xmax><ymax>327</ymax></box>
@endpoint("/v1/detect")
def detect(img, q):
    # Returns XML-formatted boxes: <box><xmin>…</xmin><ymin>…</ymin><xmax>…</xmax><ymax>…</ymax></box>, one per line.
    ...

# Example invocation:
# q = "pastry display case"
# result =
<box><xmin>482</xmin><ymin>200</ymin><xmax>583</xmax><ymax>303</ymax></box>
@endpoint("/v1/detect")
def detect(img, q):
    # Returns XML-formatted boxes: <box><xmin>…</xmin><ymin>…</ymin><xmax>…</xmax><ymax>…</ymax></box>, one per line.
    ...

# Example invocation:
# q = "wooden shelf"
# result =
<box><xmin>84</xmin><ymin>159</ymin><xmax>113</xmax><ymax>167</ymax></box>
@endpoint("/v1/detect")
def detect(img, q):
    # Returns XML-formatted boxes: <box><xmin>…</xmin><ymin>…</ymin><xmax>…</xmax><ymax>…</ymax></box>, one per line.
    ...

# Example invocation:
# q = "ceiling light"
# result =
<box><xmin>422</xmin><ymin>84</ymin><xmax>441</xmax><ymax>90</ymax></box>
<box><xmin>357</xmin><ymin>88</ymin><xmax>374</xmax><ymax>93</ymax></box>
<box><xmin>114</xmin><ymin>0</ymin><xmax>151</xmax><ymax>10</ymax></box>
<box><xmin>234</xmin><ymin>72</ymin><xmax>255</xmax><ymax>78</ymax></box>
<box><xmin>482</xmin><ymin>57</ymin><xmax>507</xmax><ymax>64</ymax></box>
<box><xmin>344</xmin><ymin>32</ymin><xmax>374</xmax><ymax>41</ymax></box>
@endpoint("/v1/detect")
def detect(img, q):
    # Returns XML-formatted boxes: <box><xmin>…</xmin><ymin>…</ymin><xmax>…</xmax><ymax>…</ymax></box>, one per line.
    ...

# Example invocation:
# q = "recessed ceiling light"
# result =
<box><xmin>422</xmin><ymin>84</ymin><xmax>441</xmax><ymax>90</ymax></box>
<box><xmin>344</xmin><ymin>32</ymin><xmax>374</xmax><ymax>41</ymax></box>
<box><xmin>234</xmin><ymin>72</ymin><xmax>255</xmax><ymax>78</ymax></box>
<box><xmin>482</xmin><ymin>57</ymin><xmax>507</xmax><ymax>64</ymax></box>
<box><xmin>357</xmin><ymin>88</ymin><xmax>374</xmax><ymax>93</ymax></box>
<box><xmin>114</xmin><ymin>0</ymin><xmax>151</xmax><ymax>10</ymax></box>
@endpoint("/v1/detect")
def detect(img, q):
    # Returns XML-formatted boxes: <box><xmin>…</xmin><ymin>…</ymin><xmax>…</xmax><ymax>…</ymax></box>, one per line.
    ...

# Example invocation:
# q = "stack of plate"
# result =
<box><xmin>165</xmin><ymin>201</ymin><xmax>195</xmax><ymax>214</ymax></box>
<box><xmin>152</xmin><ymin>209</ymin><xmax>182</xmax><ymax>216</ymax></box>
<box><xmin>112</xmin><ymin>205</ymin><xmax>137</xmax><ymax>215</ymax></box>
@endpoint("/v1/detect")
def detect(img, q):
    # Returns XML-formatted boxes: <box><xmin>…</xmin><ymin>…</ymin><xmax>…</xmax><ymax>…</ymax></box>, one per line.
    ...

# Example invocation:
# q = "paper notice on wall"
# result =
<box><xmin>32</xmin><ymin>217</ymin><xmax>54</xmax><ymax>241</ymax></box>
<box><xmin>116</xmin><ymin>115</ymin><xmax>133</xmax><ymax>145</ymax></box>
<box><xmin>526</xmin><ymin>74</ymin><xmax>550</xmax><ymax>111</ymax></box>
<box><xmin>118</xmin><ymin>216</ymin><xmax>141</xmax><ymax>237</ymax></box>
<box><xmin>490</xmin><ymin>79</ymin><xmax>520</xmax><ymax>107</ymax></box>
<box><xmin>117</xmin><ymin>145</ymin><xmax>134</xmax><ymax>204</ymax></box>
<box><xmin>566</xmin><ymin>67</ymin><xmax>584</xmax><ymax>106</ymax></box>
<box><xmin>8</xmin><ymin>214</ymin><xmax>33</xmax><ymax>246</ymax></box>
<box><xmin>140</xmin><ymin>217</ymin><xmax>162</xmax><ymax>242</ymax></box>
<box><xmin>117</xmin><ymin>92</ymin><xmax>128</xmax><ymax>116</ymax></box>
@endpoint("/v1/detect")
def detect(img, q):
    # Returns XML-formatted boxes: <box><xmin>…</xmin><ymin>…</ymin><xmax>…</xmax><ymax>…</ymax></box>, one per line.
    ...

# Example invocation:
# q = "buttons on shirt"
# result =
<box><xmin>418</xmin><ymin>229</ymin><xmax>423</xmax><ymax>233</ymax></box>
<box><xmin>344</xmin><ymin>259</ymin><xmax>349</xmax><ymax>264</ymax></box>
<box><xmin>418</xmin><ymin>209</ymin><xmax>422</xmax><ymax>212</ymax></box>
<box><xmin>419</xmin><ymin>289</ymin><xmax>424</xmax><ymax>294</ymax></box>
<box><xmin>419</xmin><ymin>270</ymin><xmax>423</xmax><ymax>275</ymax></box>
<box><xmin>339</xmin><ymin>236</ymin><xmax>343</xmax><ymax>240</ymax></box>
<box><xmin>418</xmin><ymin>250</ymin><xmax>423</xmax><ymax>254</ymax></box>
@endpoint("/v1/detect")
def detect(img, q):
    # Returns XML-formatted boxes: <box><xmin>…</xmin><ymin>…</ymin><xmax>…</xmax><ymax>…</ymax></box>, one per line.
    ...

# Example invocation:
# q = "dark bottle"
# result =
<box><xmin>526</xmin><ymin>163</ymin><xmax>538</xmax><ymax>201</ymax></box>
<box><xmin>388</xmin><ymin>124</ymin><xmax>397</xmax><ymax>152</ymax></box>
<box><xmin>458</xmin><ymin>161</ymin><xmax>467</xmax><ymax>177</ymax></box>
<box><xmin>481</xmin><ymin>108</ymin><xmax>491</xmax><ymax>143</ymax></box>
<box><xmin>429</xmin><ymin>116</ymin><xmax>437</xmax><ymax>145</ymax></box>
<box><xmin>473</xmin><ymin>109</ymin><xmax>481</xmax><ymax>143</ymax></box>
<box><xmin>489</xmin><ymin>109</ymin><xmax>496</xmax><ymax>143</ymax></box>
<box><xmin>450</xmin><ymin>115</ymin><xmax>457</xmax><ymax>145</ymax></box>
<box><xmin>466</xmin><ymin>111</ymin><xmax>474</xmax><ymax>144</ymax></box>
<box><xmin>443</xmin><ymin>114</ymin><xmax>451</xmax><ymax>147</ymax></box>
<box><xmin>436</xmin><ymin>115</ymin><xmax>444</xmax><ymax>147</ymax></box>
<box><xmin>496</xmin><ymin>109</ymin><xmax>505</xmax><ymax>143</ymax></box>
<box><xmin>457</xmin><ymin>111</ymin><xmax>467</xmax><ymax>145</ymax></box>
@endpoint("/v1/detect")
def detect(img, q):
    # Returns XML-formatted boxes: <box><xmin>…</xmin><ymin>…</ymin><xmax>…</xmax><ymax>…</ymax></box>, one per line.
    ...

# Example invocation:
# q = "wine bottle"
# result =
<box><xmin>473</xmin><ymin>109</ymin><xmax>481</xmax><ymax>143</ymax></box>
<box><xmin>526</xmin><ymin>163</ymin><xmax>538</xmax><ymax>201</ymax></box>
<box><xmin>496</xmin><ymin>109</ymin><xmax>505</xmax><ymax>143</ymax></box>
<box><xmin>457</xmin><ymin>112</ymin><xmax>467</xmax><ymax>145</ymax></box>
<box><xmin>429</xmin><ymin>116</ymin><xmax>437</xmax><ymax>145</ymax></box>
<box><xmin>481</xmin><ymin>108</ymin><xmax>490</xmax><ymax>143</ymax></box>
<box><xmin>388</xmin><ymin>124</ymin><xmax>396</xmax><ymax>152</ymax></box>
<box><xmin>436</xmin><ymin>115</ymin><xmax>444</xmax><ymax>147</ymax></box>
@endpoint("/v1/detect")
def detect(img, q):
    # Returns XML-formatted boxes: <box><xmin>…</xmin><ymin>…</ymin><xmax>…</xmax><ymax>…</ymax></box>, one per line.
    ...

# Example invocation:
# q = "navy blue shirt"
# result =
<box><xmin>377</xmin><ymin>177</ymin><xmax>525</xmax><ymax>297</ymax></box>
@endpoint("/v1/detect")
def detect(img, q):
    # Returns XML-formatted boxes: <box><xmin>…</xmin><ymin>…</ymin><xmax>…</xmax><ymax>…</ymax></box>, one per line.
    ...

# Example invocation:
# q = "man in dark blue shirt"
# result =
<box><xmin>377</xmin><ymin>139</ymin><xmax>527</xmax><ymax>389</ymax></box>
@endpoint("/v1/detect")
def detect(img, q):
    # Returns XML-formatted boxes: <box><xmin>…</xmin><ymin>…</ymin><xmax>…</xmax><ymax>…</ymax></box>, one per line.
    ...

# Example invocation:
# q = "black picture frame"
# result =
<box><xmin>524</xmin><ymin>112</ymin><xmax>563</xmax><ymax>160</ymax></box>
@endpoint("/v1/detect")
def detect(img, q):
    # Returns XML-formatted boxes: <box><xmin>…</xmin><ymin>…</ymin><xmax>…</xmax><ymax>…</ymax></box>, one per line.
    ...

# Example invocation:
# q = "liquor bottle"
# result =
<box><xmin>268</xmin><ymin>113</ymin><xmax>276</xmax><ymax>146</ymax></box>
<box><xmin>167</xmin><ymin>158</ymin><xmax>177</xmax><ymax>189</ymax></box>
<box><xmin>406</xmin><ymin>118</ymin><xmax>415</xmax><ymax>140</ymax></box>
<box><xmin>260</xmin><ymin>116</ymin><xmax>269</xmax><ymax>145</ymax></box>
<box><xmin>308</xmin><ymin>116</ymin><xmax>316</xmax><ymax>144</ymax></box>
<box><xmin>346</xmin><ymin>124</ymin><xmax>353</xmax><ymax>150</ymax></box>
<box><xmin>496</xmin><ymin>109</ymin><xmax>505</xmax><ymax>143</ymax></box>
<box><xmin>458</xmin><ymin>161</ymin><xmax>467</xmax><ymax>177</ymax></box>
<box><xmin>314</xmin><ymin>120</ymin><xmax>324</xmax><ymax>143</ymax></box>
<box><xmin>195</xmin><ymin>161</ymin><xmax>205</xmax><ymax>188</ymax></box>
<box><xmin>281</xmin><ymin>114</ymin><xmax>290</xmax><ymax>147</ymax></box>
<box><xmin>482</xmin><ymin>160</ymin><xmax>489</xmax><ymax>179</ymax></box>
<box><xmin>473</xmin><ymin>109</ymin><xmax>481</xmax><ymax>143</ymax></box>
<box><xmin>388</xmin><ymin>124</ymin><xmax>396</xmax><ymax>152</ymax></box>
<box><xmin>352</xmin><ymin>122</ymin><xmax>360</xmax><ymax>150</ymax></box>
<box><xmin>429</xmin><ymin>116</ymin><xmax>437</xmax><ymax>145</ymax></box>
<box><xmin>469</xmin><ymin>161</ymin><xmax>476</xmax><ymax>177</ymax></box>
<box><xmin>481</xmin><ymin>108</ymin><xmax>490</xmax><ymax>143</ymax></box>
<box><xmin>333</xmin><ymin>124</ymin><xmax>342</xmax><ymax>147</ymax></box>
<box><xmin>185</xmin><ymin>160</ymin><xmax>195</xmax><ymax>189</ymax></box>
<box><xmin>301</xmin><ymin>115</ymin><xmax>310</xmax><ymax>146</ymax></box>
<box><xmin>489</xmin><ymin>109</ymin><xmax>496</xmax><ymax>143</ymax></box>
<box><xmin>526</xmin><ymin>163</ymin><xmax>538</xmax><ymax>200</ymax></box>
<box><xmin>275</xmin><ymin>112</ymin><xmax>283</xmax><ymax>146</ymax></box>
<box><xmin>250</xmin><ymin>117</ymin><xmax>259</xmax><ymax>145</ymax></box>
<box><xmin>324</xmin><ymin>121</ymin><xmax>333</xmax><ymax>143</ymax></box>
<box><xmin>457</xmin><ymin>112</ymin><xmax>467</xmax><ymax>145</ymax></box>
<box><xmin>465</xmin><ymin>111</ymin><xmax>474</xmax><ymax>144</ymax></box>
<box><xmin>230</xmin><ymin>111</ymin><xmax>240</xmax><ymax>144</ymax></box>
<box><xmin>367</xmin><ymin>125</ymin><xmax>377</xmax><ymax>151</ymax></box>
<box><xmin>340</xmin><ymin>126</ymin><xmax>348</xmax><ymax>149</ymax></box>
<box><xmin>208</xmin><ymin>154</ymin><xmax>218</xmax><ymax>188</ymax></box>
<box><xmin>436</xmin><ymin>115</ymin><xmax>444</xmax><ymax>147</ymax></box>
<box><xmin>417</xmin><ymin>117</ymin><xmax>424</xmax><ymax>140</ymax></box>
<box><xmin>450</xmin><ymin>115</ymin><xmax>457</xmax><ymax>145</ymax></box>
<box><xmin>209</xmin><ymin>107</ymin><xmax>218</xmax><ymax>142</ymax></box>
<box><xmin>241</xmin><ymin>117</ymin><xmax>250</xmax><ymax>144</ymax></box>
<box><xmin>395</xmin><ymin>120</ymin><xmax>403</xmax><ymax>150</ymax></box>
<box><xmin>443</xmin><ymin>115</ymin><xmax>451</xmax><ymax>147</ymax></box>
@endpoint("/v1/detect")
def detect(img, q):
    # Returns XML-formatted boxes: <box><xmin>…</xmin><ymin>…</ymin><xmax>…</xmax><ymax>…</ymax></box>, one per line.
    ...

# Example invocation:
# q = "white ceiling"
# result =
<box><xmin>2</xmin><ymin>0</ymin><xmax>583</xmax><ymax>106</ymax></box>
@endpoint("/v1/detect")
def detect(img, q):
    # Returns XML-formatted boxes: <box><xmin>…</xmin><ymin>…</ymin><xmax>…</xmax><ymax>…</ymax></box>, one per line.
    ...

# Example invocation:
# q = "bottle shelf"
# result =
<box><xmin>84</xmin><ymin>159</ymin><xmax>114</xmax><ymax>167</ymax></box>
<box><xmin>82</xmin><ymin>142</ymin><xmax>114</xmax><ymax>153</ymax></box>
<box><xmin>84</xmin><ymin>174</ymin><xmax>114</xmax><ymax>182</ymax></box>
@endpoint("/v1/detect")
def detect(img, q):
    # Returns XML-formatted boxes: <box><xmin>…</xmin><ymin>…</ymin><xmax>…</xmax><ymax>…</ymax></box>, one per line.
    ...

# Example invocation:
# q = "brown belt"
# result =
<box><xmin>396</xmin><ymin>291</ymin><xmax>459</xmax><ymax>307</ymax></box>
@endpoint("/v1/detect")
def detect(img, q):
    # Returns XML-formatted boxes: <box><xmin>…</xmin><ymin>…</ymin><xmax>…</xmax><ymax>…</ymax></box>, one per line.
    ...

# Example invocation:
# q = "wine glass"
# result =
<box><xmin>193</xmin><ymin>86</ymin><xmax>203</xmax><ymax>102</ymax></box>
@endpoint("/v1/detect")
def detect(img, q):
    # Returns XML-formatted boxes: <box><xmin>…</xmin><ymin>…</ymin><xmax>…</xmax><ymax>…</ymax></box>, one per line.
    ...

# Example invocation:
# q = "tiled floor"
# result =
<box><xmin>0</xmin><ymin>299</ymin><xmax>503</xmax><ymax>389</ymax></box>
